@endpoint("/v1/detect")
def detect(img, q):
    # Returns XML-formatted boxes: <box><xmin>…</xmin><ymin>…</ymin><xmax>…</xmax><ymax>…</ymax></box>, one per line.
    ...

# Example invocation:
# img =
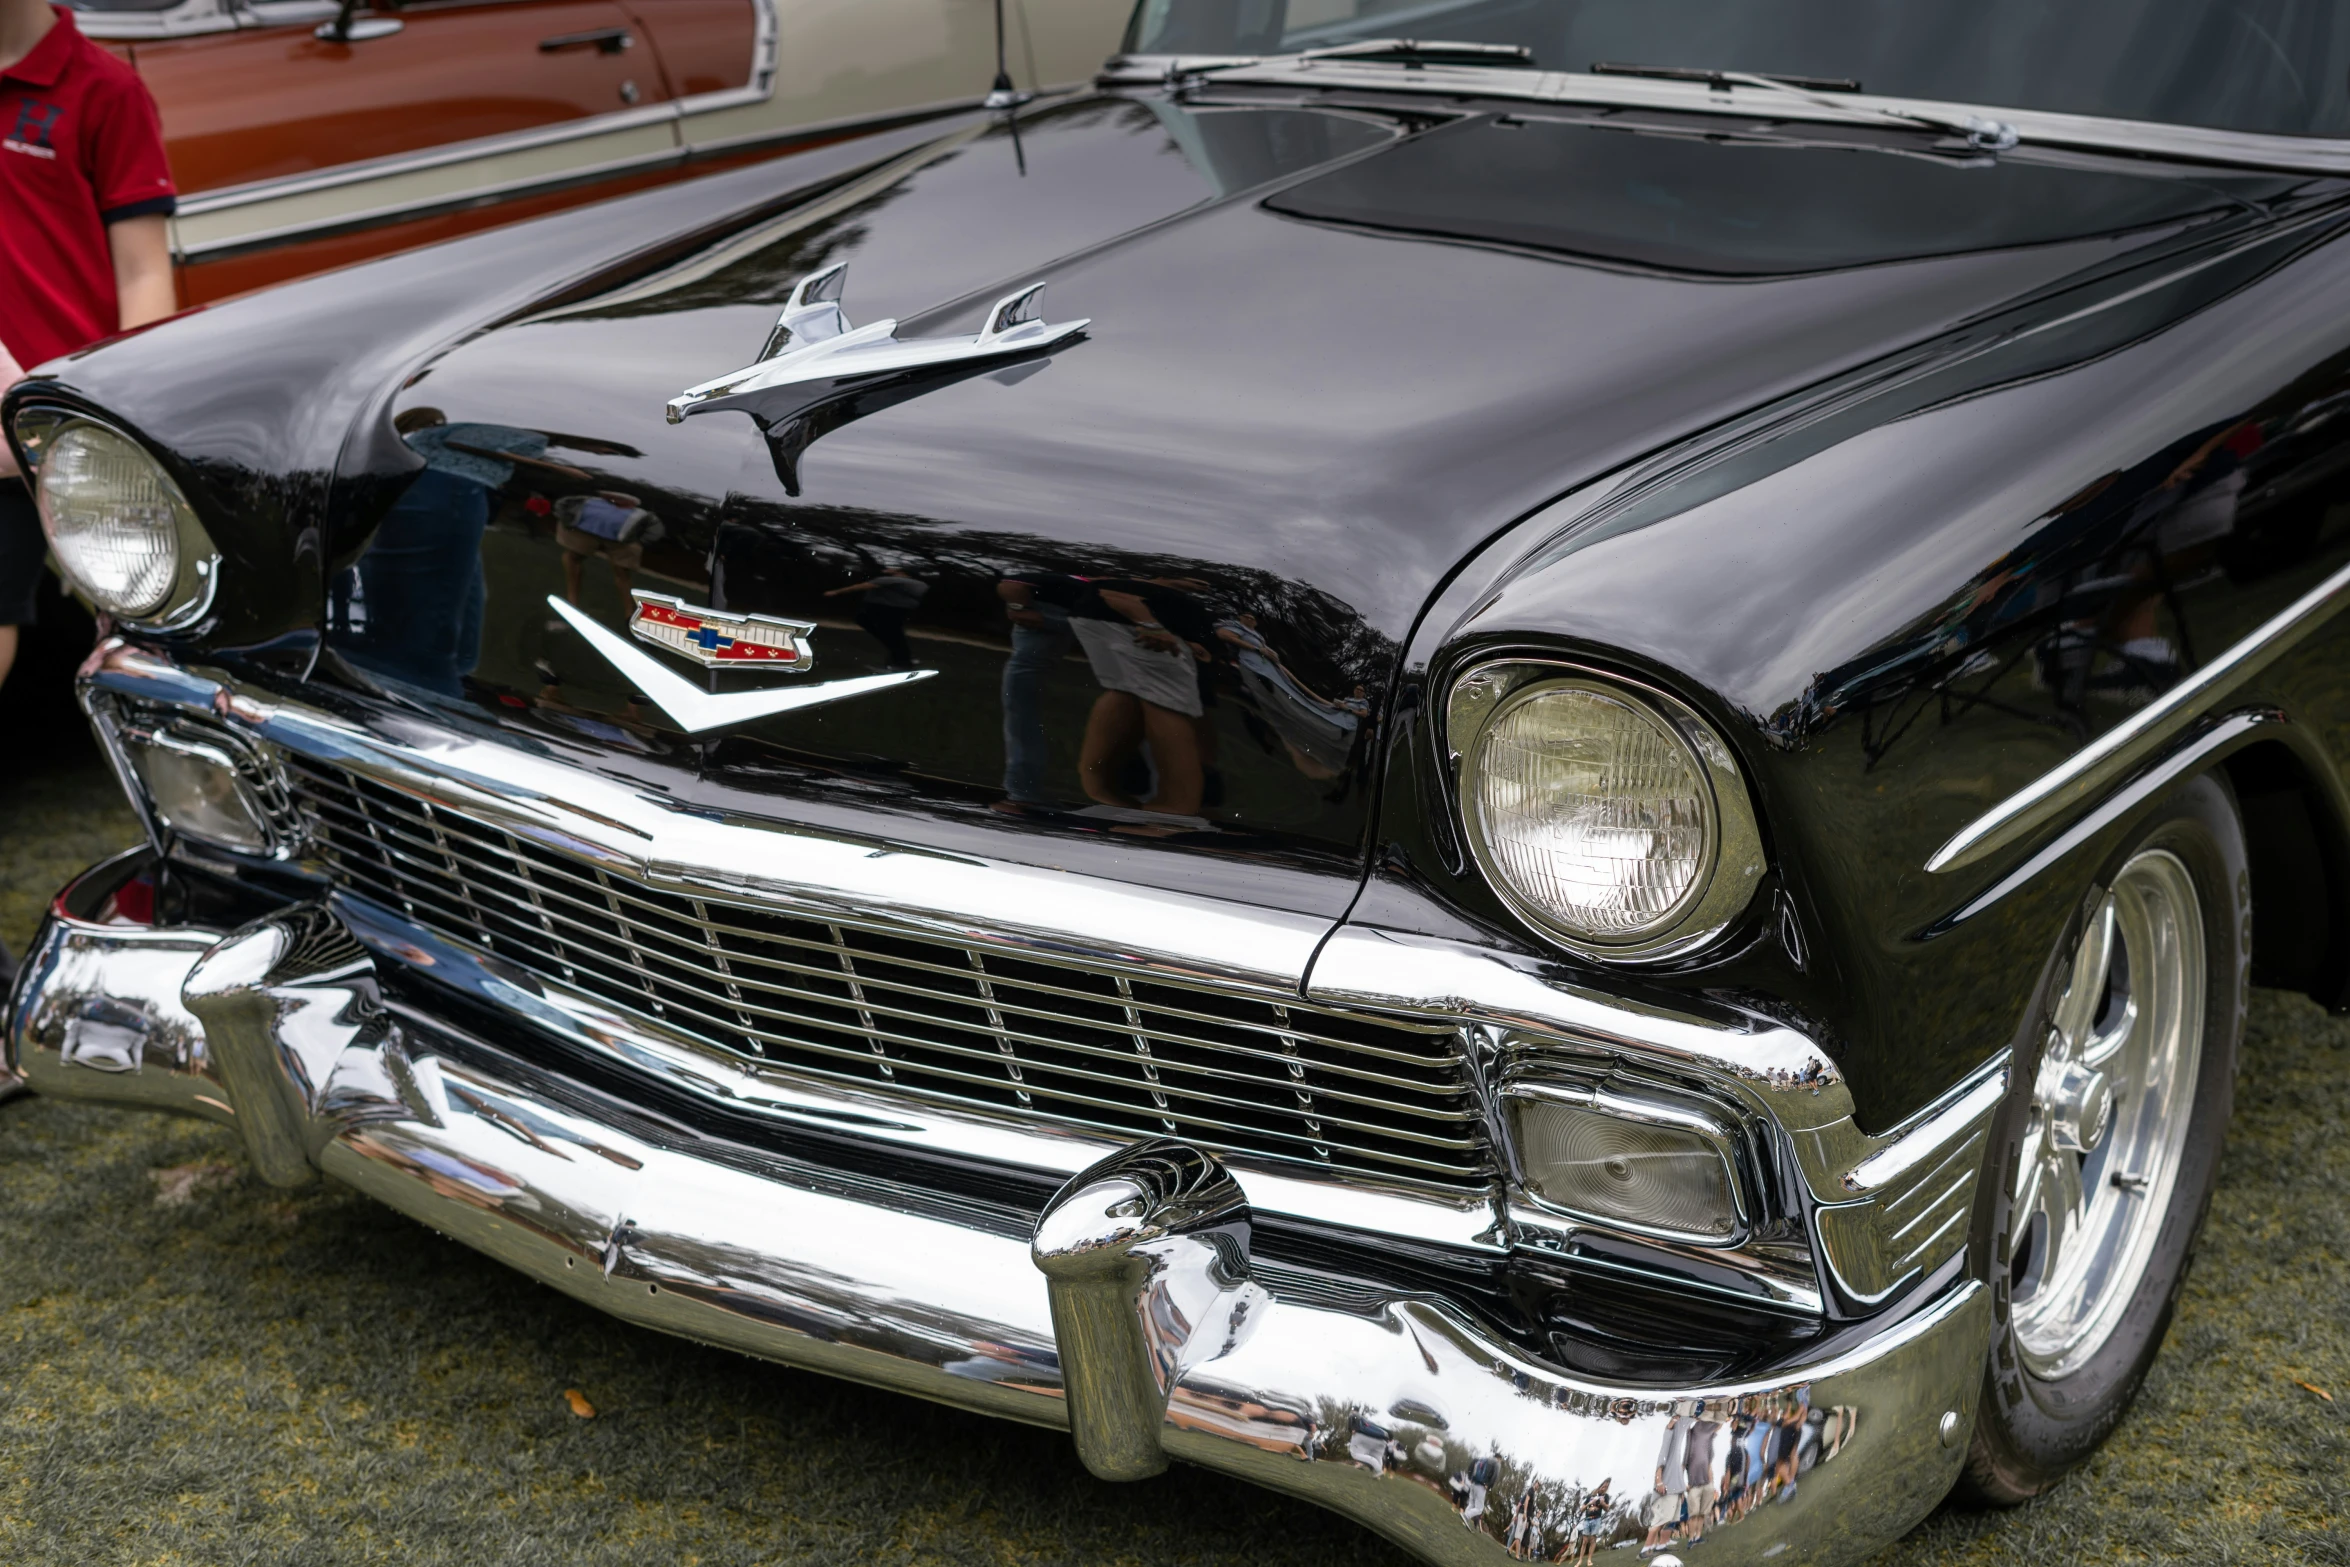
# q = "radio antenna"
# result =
<box><xmin>984</xmin><ymin>0</ymin><xmax>1032</xmax><ymax>110</ymax></box>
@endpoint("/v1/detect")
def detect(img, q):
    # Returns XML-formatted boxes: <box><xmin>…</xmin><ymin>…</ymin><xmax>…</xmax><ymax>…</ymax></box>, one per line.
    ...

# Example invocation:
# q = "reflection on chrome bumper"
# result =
<box><xmin>4</xmin><ymin>860</ymin><xmax>1991</xmax><ymax>1565</ymax></box>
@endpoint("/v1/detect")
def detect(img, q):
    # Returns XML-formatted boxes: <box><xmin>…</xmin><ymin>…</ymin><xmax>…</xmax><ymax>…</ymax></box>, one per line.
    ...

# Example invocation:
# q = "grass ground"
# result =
<box><xmin>0</xmin><ymin>735</ymin><xmax>2344</xmax><ymax>1566</ymax></box>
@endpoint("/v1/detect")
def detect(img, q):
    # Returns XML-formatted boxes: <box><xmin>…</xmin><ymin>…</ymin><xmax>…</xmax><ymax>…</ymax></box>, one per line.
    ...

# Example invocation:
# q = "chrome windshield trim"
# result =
<box><xmin>1928</xmin><ymin>558</ymin><xmax>2350</xmax><ymax>874</ymax></box>
<box><xmin>1104</xmin><ymin>53</ymin><xmax>2350</xmax><ymax>174</ymax></box>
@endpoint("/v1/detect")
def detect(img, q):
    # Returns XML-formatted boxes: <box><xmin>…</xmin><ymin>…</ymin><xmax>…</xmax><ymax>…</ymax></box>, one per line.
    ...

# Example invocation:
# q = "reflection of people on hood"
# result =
<box><xmin>2095</xmin><ymin>417</ymin><xmax>2265</xmax><ymax>691</ymax></box>
<box><xmin>1567</xmin><ymin>1477</ymin><xmax>1613</xmax><ymax>1564</ymax></box>
<box><xmin>555</xmin><ymin>490</ymin><xmax>663</xmax><ymax>607</ymax></box>
<box><xmin>1069</xmin><ymin>577</ymin><xmax>1212</xmax><ymax>821</ymax></box>
<box><xmin>826</xmin><ymin>566</ymin><xmax>929</xmax><ymax>669</ymax></box>
<box><xmin>1503</xmin><ymin>1484</ymin><xmax>1538</xmax><ymax>1559</ymax></box>
<box><xmin>333</xmin><ymin>407</ymin><xmax>588</xmax><ymax>699</ymax></box>
<box><xmin>1216</xmin><ymin>614</ymin><xmax>1365</xmax><ymax>780</ymax></box>
<box><xmin>996</xmin><ymin>574</ymin><xmax>1079</xmax><ymax>808</ymax></box>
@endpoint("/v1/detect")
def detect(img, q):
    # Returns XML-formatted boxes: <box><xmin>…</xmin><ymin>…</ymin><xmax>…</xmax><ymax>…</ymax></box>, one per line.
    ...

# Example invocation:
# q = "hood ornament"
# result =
<box><xmin>629</xmin><ymin>591</ymin><xmax>816</xmax><ymax>671</ymax></box>
<box><xmin>664</xmin><ymin>262</ymin><xmax>1089</xmax><ymax>493</ymax></box>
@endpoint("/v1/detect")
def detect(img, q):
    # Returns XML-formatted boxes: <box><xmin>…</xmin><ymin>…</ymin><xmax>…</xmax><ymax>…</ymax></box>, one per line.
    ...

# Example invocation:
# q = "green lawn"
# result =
<box><xmin>1</xmin><ymin>750</ymin><xmax>2343</xmax><ymax>1566</ymax></box>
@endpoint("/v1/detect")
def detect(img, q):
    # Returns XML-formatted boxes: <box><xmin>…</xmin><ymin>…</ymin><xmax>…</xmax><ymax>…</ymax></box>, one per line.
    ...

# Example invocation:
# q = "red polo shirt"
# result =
<box><xmin>0</xmin><ymin>7</ymin><xmax>175</xmax><ymax>369</ymax></box>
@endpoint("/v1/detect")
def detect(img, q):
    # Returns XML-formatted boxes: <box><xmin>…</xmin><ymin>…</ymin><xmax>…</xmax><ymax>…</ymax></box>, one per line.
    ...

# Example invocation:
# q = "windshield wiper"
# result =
<box><xmin>1180</xmin><ymin>37</ymin><xmax>1537</xmax><ymax>80</ymax></box>
<box><xmin>1593</xmin><ymin>61</ymin><xmax>1858</xmax><ymax>94</ymax></box>
<box><xmin>1592</xmin><ymin>60</ymin><xmax>2020</xmax><ymax>150</ymax></box>
<box><xmin>1299</xmin><ymin>38</ymin><xmax>1537</xmax><ymax>68</ymax></box>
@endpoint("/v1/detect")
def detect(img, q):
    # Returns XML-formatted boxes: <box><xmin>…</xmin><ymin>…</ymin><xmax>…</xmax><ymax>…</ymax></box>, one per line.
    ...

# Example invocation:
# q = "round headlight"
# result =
<box><xmin>33</xmin><ymin>419</ymin><xmax>207</xmax><ymax>621</ymax></box>
<box><xmin>1458</xmin><ymin>670</ymin><xmax>1763</xmax><ymax>957</ymax></box>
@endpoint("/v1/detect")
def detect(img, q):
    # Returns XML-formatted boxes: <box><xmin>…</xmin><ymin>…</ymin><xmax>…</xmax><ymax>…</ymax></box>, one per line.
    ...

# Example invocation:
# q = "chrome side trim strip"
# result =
<box><xmin>1843</xmin><ymin>1054</ymin><xmax>2010</xmax><ymax>1197</ymax></box>
<box><xmin>1928</xmin><ymin>709</ymin><xmax>2284</xmax><ymax>925</ymax></box>
<box><xmin>171</xmin><ymin>94</ymin><xmax>998</xmax><ymax>266</ymax></box>
<box><xmin>1809</xmin><ymin>1053</ymin><xmax>2008</xmax><ymax>1304</ymax></box>
<box><xmin>174</xmin><ymin>103</ymin><xmax>688</xmax><ymax>222</ymax></box>
<box><xmin>174</xmin><ymin>145</ymin><xmax>689</xmax><ymax>263</ymax></box>
<box><xmin>1107</xmin><ymin>55</ymin><xmax>2350</xmax><ymax>174</ymax></box>
<box><xmin>1928</xmin><ymin>560</ymin><xmax>2350</xmax><ymax>874</ymax></box>
<box><xmin>77</xmin><ymin>0</ymin><xmax>247</xmax><ymax>39</ymax></box>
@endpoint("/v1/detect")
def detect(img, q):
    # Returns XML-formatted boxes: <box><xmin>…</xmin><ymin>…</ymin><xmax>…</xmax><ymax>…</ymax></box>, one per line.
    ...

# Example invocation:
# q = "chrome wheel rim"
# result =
<box><xmin>2009</xmin><ymin>848</ymin><xmax>2205</xmax><ymax>1380</ymax></box>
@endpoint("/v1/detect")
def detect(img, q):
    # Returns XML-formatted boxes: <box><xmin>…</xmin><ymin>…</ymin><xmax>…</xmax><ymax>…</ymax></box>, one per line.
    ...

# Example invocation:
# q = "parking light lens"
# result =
<box><xmin>126</xmin><ymin>734</ymin><xmax>271</xmax><ymax>853</ymax></box>
<box><xmin>1509</xmin><ymin>1093</ymin><xmax>1741</xmax><ymax>1242</ymax></box>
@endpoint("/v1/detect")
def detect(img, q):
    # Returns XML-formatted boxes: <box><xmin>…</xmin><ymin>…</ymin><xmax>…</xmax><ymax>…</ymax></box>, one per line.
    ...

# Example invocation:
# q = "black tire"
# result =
<box><xmin>1959</xmin><ymin>771</ymin><xmax>2248</xmax><ymax>1504</ymax></box>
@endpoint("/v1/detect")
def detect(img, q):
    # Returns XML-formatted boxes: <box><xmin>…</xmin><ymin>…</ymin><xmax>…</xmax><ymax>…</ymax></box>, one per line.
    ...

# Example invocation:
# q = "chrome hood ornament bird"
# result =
<box><xmin>665</xmin><ymin>263</ymin><xmax>1089</xmax><ymax>492</ymax></box>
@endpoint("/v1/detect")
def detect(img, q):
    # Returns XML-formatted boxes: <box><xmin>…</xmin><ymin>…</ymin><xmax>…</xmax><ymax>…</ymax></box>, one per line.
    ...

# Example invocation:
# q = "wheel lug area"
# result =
<box><xmin>2042</xmin><ymin>1060</ymin><xmax>2113</xmax><ymax>1154</ymax></box>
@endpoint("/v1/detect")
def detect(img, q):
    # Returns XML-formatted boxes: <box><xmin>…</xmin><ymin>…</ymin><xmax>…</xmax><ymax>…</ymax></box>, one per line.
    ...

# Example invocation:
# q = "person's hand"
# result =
<box><xmin>0</xmin><ymin>339</ymin><xmax>22</xmax><ymax>480</ymax></box>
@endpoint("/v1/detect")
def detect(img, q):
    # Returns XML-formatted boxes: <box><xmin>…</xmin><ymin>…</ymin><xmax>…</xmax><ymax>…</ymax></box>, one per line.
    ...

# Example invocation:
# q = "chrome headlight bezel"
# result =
<box><xmin>1449</xmin><ymin>657</ymin><xmax>1764</xmax><ymax>961</ymax></box>
<box><xmin>12</xmin><ymin>405</ymin><xmax>220</xmax><ymax>631</ymax></box>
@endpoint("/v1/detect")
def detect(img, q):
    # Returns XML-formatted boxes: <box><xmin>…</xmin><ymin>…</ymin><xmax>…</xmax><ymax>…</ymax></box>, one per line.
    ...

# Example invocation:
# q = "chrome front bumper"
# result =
<box><xmin>5</xmin><ymin>858</ymin><xmax>1990</xmax><ymax>1567</ymax></box>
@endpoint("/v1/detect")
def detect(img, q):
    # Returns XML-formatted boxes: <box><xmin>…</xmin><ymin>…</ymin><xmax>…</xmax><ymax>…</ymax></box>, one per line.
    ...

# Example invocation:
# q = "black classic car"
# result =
<box><xmin>8</xmin><ymin>3</ymin><xmax>2348</xmax><ymax>1561</ymax></box>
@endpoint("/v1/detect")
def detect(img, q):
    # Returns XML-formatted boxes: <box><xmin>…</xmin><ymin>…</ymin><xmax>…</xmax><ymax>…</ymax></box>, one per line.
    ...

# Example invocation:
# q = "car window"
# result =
<box><xmin>1124</xmin><ymin>0</ymin><xmax>2350</xmax><ymax>140</ymax></box>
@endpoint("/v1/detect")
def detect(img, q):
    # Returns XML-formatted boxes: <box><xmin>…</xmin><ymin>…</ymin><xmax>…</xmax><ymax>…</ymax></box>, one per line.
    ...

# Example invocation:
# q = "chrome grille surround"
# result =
<box><xmin>279</xmin><ymin>754</ymin><xmax>1494</xmax><ymax>1195</ymax></box>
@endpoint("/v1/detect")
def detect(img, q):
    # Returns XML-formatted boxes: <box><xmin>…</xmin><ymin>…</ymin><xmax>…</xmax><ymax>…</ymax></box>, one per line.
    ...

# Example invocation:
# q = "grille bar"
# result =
<box><xmin>286</xmin><ymin>757</ymin><xmax>1494</xmax><ymax>1191</ymax></box>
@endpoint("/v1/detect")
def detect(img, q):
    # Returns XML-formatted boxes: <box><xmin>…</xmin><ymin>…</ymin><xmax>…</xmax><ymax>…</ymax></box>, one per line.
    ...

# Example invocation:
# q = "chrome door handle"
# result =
<box><xmin>539</xmin><ymin>26</ymin><xmax>632</xmax><ymax>53</ymax></box>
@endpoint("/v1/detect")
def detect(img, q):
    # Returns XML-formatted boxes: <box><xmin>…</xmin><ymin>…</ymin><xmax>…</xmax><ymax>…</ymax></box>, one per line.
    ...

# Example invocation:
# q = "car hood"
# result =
<box><xmin>310</xmin><ymin>93</ymin><xmax>2288</xmax><ymax>900</ymax></box>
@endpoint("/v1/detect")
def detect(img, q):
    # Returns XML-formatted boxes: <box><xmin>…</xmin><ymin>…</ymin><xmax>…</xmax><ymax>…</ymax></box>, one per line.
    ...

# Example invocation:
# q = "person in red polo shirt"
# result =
<box><xmin>0</xmin><ymin>0</ymin><xmax>177</xmax><ymax>695</ymax></box>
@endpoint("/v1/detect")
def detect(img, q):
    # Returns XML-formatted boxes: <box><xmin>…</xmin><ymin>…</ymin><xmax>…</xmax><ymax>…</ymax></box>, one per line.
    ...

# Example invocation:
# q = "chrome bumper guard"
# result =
<box><xmin>6</xmin><ymin>863</ymin><xmax>1989</xmax><ymax>1567</ymax></box>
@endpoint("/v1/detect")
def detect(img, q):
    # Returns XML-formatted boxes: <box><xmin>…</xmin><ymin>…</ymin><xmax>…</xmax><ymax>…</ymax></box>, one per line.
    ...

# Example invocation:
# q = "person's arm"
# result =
<box><xmin>107</xmin><ymin>214</ymin><xmax>175</xmax><ymax>330</ymax></box>
<box><xmin>456</xmin><ymin>444</ymin><xmax>596</xmax><ymax>483</ymax></box>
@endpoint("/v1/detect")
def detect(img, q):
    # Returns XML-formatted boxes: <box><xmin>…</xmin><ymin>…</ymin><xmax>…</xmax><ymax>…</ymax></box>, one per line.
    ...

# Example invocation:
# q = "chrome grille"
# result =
<box><xmin>285</xmin><ymin>758</ymin><xmax>1493</xmax><ymax>1192</ymax></box>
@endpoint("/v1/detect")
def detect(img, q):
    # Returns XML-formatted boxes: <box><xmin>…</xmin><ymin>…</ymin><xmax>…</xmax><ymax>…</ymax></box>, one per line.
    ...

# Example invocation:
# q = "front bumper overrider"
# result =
<box><xmin>5</xmin><ymin>858</ymin><xmax>1989</xmax><ymax>1567</ymax></box>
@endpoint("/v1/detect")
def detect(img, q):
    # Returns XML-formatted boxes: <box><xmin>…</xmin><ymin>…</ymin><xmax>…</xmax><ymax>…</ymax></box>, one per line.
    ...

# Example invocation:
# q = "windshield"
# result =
<box><xmin>1123</xmin><ymin>0</ymin><xmax>2349</xmax><ymax>140</ymax></box>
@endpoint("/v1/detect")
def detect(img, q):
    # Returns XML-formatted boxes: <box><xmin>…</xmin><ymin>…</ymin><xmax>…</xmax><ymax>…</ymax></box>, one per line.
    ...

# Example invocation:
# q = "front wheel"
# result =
<box><xmin>1961</xmin><ymin>773</ymin><xmax>2247</xmax><ymax>1503</ymax></box>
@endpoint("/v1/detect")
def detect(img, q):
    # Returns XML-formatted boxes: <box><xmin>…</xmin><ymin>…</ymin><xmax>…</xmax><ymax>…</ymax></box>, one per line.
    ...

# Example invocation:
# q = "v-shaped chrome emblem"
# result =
<box><xmin>548</xmin><ymin>595</ymin><xmax>932</xmax><ymax>733</ymax></box>
<box><xmin>663</xmin><ymin>263</ymin><xmax>1089</xmax><ymax>491</ymax></box>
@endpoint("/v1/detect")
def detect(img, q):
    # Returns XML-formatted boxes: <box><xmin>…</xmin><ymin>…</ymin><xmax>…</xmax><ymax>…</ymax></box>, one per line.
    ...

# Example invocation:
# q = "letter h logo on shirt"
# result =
<box><xmin>10</xmin><ymin>98</ymin><xmax>62</xmax><ymax>150</ymax></box>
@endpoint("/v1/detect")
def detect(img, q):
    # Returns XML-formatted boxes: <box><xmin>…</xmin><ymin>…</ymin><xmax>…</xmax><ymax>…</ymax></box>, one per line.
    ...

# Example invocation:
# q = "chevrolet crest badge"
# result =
<box><xmin>628</xmin><ymin>592</ymin><xmax>817</xmax><ymax>672</ymax></box>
